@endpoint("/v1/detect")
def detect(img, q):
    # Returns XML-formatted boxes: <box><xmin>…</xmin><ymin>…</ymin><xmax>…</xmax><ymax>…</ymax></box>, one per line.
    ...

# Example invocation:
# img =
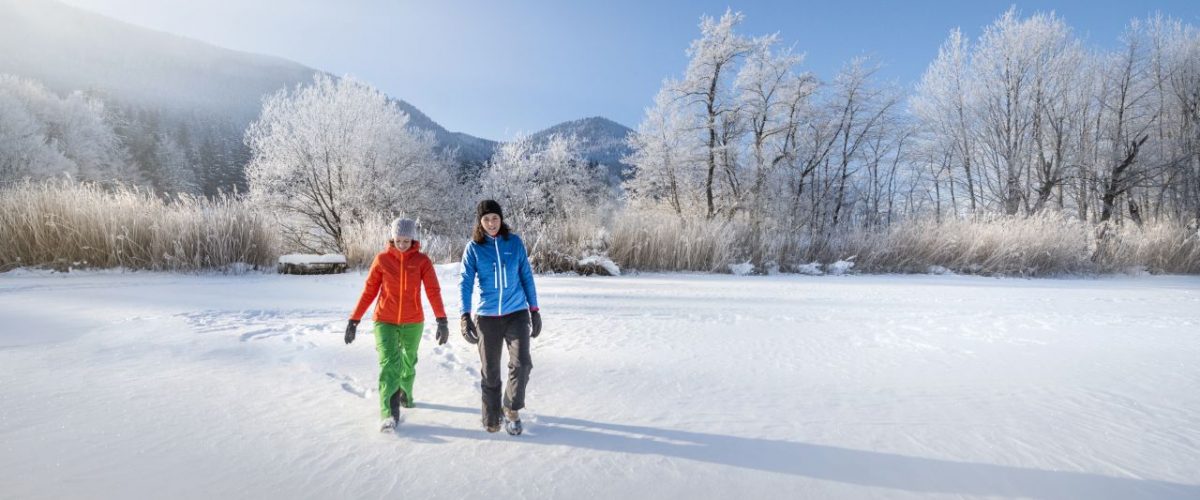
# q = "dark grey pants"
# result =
<box><xmin>476</xmin><ymin>309</ymin><xmax>532</xmax><ymax>425</ymax></box>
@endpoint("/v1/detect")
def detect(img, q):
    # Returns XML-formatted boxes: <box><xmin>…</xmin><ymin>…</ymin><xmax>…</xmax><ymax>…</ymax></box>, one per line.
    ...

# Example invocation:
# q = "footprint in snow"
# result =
<box><xmin>179</xmin><ymin>309</ymin><xmax>338</xmax><ymax>351</ymax></box>
<box><xmin>326</xmin><ymin>372</ymin><xmax>369</xmax><ymax>399</ymax></box>
<box><xmin>341</xmin><ymin>382</ymin><xmax>366</xmax><ymax>398</ymax></box>
<box><xmin>430</xmin><ymin>345</ymin><xmax>478</xmax><ymax>378</ymax></box>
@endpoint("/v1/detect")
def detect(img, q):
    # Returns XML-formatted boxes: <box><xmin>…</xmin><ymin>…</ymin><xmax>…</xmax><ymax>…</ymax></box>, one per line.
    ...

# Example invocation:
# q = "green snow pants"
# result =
<box><xmin>374</xmin><ymin>322</ymin><xmax>423</xmax><ymax>419</ymax></box>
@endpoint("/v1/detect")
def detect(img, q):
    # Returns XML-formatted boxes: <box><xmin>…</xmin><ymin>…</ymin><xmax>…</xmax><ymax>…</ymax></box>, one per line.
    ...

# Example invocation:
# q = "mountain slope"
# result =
<box><xmin>530</xmin><ymin>116</ymin><xmax>634</xmax><ymax>180</ymax></box>
<box><xmin>0</xmin><ymin>0</ymin><xmax>496</xmax><ymax>165</ymax></box>
<box><xmin>0</xmin><ymin>0</ymin><xmax>315</xmax><ymax>123</ymax></box>
<box><xmin>393</xmin><ymin>100</ymin><xmax>497</xmax><ymax>167</ymax></box>
<box><xmin>0</xmin><ymin>1</ymin><xmax>631</xmax><ymax>178</ymax></box>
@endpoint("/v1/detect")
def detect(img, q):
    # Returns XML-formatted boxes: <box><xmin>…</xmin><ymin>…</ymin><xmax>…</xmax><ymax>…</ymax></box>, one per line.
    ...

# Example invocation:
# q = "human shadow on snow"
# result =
<box><xmin>411</xmin><ymin>403</ymin><xmax>1197</xmax><ymax>500</ymax></box>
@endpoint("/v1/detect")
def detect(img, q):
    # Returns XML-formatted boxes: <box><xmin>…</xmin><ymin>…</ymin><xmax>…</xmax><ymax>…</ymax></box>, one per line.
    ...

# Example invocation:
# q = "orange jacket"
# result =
<box><xmin>350</xmin><ymin>241</ymin><xmax>447</xmax><ymax>324</ymax></box>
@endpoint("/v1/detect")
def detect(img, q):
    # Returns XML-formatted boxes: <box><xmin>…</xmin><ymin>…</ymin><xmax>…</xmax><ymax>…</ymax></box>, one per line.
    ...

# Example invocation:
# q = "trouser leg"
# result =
<box><xmin>503</xmin><ymin>310</ymin><xmax>533</xmax><ymax>411</ymax></box>
<box><xmin>395</xmin><ymin>322</ymin><xmax>423</xmax><ymax>408</ymax></box>
<box><xmin>374</xmin><ymin>323</ymin><xmax>403</xmax><ymax>420</ymax></box>
<box><xmin>476</xmin><ymin>315</ymin><xmax>505</xmax><ymax>425</ymax></box>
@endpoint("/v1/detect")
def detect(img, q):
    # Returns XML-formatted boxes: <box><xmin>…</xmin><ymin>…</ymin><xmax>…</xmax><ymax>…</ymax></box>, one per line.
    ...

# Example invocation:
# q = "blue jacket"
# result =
<box><xmin>459</xmin><ymin>233</ymin><xmax>539</xmax><ymax>316</ymax></box>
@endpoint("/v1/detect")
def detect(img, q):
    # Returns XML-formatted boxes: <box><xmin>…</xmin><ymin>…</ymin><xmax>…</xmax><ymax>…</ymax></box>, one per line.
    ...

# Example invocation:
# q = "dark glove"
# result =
<box><xmin>530</xmin><ymin>310</ymin><xmax>542</xmax><ymax>338</ymax></box>
<box><xmin>460</xmin><ymin>313</ymin><xmax>479</xmax><ymax>344</ymax></box>
<box><xmin>435</xmin><ymin>317</ymin><xmax>449</xmax><ymax>345</ymax></box>
<box><xmin>345</xmin><ymin>319</ymin><xmax>360</xmax><ymax>344</ymax></box>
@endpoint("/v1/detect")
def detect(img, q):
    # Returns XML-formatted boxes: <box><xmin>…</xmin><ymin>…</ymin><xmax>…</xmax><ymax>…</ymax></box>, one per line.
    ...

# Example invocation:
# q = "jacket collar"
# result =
<box><xmin>387</xmin><ymin>240</ymin><xmax>421</xmax><ymax>257</ymax></box>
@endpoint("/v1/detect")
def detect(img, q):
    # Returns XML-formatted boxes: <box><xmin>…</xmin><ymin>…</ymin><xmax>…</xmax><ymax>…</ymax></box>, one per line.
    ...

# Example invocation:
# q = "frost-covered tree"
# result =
<box><xmin>623</xmin><ymin>85</ymin><xmax>703</xmax><ymax>215</ymax></box>
<box><xmin>632</xmin><ymin>6</ymin><xmax>1200</xmax><ymax>250</ymax></box>
<box><xmin>913</xmin><ymin>9</ymin><xmax>1091</xmax><ymax>217</ymax></box>
<box><xmin>112</xmin><ymin>108</ymin><xmax>203</xmax><ymax>195</ymax></box>
<box><xmin>675</xmin><ymin>9</ymin><xmax>757</xmax><ymax>219</ymax></box>
<box><xmin>626</xmin><ymin>10</ymin><xmax>905</xmax><ymax>239</ymax></box>
<box><xmin>814</xmin><ymin>59</ymin><xmax>903</xmax><ymax>230</ymax></box>
<box><xmin>0</xmin><ymin>87</ymin><xmax>62</xmax><ymax>183</ymax></box>
<box><xmin>194</xmin><ymin>118</ymin><xmax>253</xmax><ymax>196</ymax></box>
<box><xmin>913</xmin><ymin>28</ymin><xmax>978</xmax><ymax>213</ymax></box>
<box><xmin>245</xmin><ymin>74</ymin><xmax>455</xmax><ymax>253</ymax></box>
<box><xmin>629</xmin><ymin>9</ymin><xmax>818</xmax><ymax>221</ymax></box>
<box><xmin>1027</xmin><ymin>24</ymin><xmax>1087</xmax><ymax>214</ymax></box>
<box><xmin>968</xmin><ymin>9</ymin><xmax>1083</xmax><ymax>215</ymax></box>
<box><xmin>482</xmin><ymin>133</ymin><xmax>607</xmax><ymax>232</ymax></box>
<box><xmin>0</xmin><ymin>74</ymin><xmax>128</xmax><ymax>184</ymax></box>
<box><xmin>1140</xmin><ymin>15</ymin><xmax>1200</xmax><ymax>221</ymax></box>
<box><xmin>153</xmin><ymin>131</ymin><xmax>199</xmax><ymax>195</ymax></box>
<box><xmin>734</xmin><ymin>38</ymin><xmax>817</xmax><ymax>225</ymax></box>
<box><xmin>1087</xmin><ymin>24</ymin><xmax>1154</xmax><ymax>223</ymax></box>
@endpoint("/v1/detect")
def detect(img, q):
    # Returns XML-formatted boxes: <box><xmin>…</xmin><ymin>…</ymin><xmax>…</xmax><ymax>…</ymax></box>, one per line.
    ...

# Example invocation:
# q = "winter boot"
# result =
<box><xmin>383</xmin><ymin>389</ymin><xmax>406</xmax><ymax>431</ymax></box>
<box><xmin>379</xmin><ymin>415</ymin><xmax>399</xmax><ymax>432</ymax></box>
<box><xmin>504</xmin><ymin>408</ymin><xmax>523</xmax><ymax>436</ymax></box>
<box><xmin>483</xmin><ymin>412</ymin><xmax>501</xmax><ymax>433</ymax></box>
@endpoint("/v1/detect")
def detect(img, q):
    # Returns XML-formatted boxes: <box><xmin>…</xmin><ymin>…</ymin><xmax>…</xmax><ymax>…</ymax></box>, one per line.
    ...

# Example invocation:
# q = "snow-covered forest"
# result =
<box><xmin>633</xmin><ymin>10</ymin><xmax>1200</xmax><ymax>229</ymax></box>
<box><xmin>0</xmin><ymin>73</ymin><xmax>250</xmax><ymax>197</ymax></box>
<box><xmin>2</xmin><ymin>7</ymin><xmax>1199</xmax><ymax>274</ymax></box>
<box><xmin>617</xmin><ymin>9</ymin><xmax>1200</xmax><ymax>274</ymax></box>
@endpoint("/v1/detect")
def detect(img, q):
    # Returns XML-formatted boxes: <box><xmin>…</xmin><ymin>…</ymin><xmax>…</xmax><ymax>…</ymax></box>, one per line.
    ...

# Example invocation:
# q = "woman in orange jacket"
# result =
<box><xmin>344</xmin><ymin>217</ymin><xmax>449</xmax><ymax>432</ymax></box>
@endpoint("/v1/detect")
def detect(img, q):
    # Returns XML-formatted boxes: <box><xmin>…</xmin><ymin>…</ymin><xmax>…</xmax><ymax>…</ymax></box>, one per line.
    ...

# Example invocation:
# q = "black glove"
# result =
<box><xmin>435</xmin><ymin>317</ymin><xmax>449</xmax><ymax>345</ymax></box>
<box><xmin>460</xmin><ymin>313</ymin><xmax>479</xmax><ymax>344</ymax></box>
<box><xmin>530</xmin><ymin>310</ymin><xmax>542</xmax><ymax>338</ymax></box>
<box><xmin>345</xmin><ymin>319</ymin><xmax>360</xmax><ymax>344</ymax></box>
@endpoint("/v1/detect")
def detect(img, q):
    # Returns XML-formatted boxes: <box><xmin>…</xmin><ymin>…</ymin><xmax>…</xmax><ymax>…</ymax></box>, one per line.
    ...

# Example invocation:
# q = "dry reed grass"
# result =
<box><xmin>0</xmin><ymin>180</ymin><xmax>277</xmax><ymax>272</ymax></box>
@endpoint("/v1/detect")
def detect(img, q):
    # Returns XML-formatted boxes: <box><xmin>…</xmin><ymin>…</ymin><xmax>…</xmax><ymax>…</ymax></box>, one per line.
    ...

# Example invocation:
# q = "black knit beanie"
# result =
<box><xmin>477</xmin><ymin>199</ymin><xmax>503</xmax><ymax>221</ymax></box>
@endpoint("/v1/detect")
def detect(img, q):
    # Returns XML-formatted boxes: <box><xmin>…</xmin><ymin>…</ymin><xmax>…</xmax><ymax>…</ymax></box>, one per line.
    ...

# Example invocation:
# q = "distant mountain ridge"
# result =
<box><xmin>390</xmin><ymin>99</ymin><xmax>498</xmax><ymax>167</ymax></box>
<box><xmin>530</xmin><ymin>116</ymin><xmax>634</xmax><ymax>180</ymax></box>
<box><xmin>0</xmin><ymin>0</ymin><xmax>632</xmax><ymax>178</ymax></box>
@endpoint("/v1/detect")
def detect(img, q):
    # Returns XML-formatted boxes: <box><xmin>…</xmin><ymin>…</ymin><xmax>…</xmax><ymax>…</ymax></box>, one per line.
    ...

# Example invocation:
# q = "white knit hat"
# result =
<box><xmin>390</xmin><ymin>218</ymin><xmax>417</xmax><ymax>240</ymax></box>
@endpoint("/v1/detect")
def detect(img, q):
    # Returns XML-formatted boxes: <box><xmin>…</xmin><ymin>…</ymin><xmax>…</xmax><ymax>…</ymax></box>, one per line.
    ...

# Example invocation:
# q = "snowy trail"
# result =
<box><xmin>1</xmin><ymin>268</ymin><xmax>1198</xmax><ymax>499</ymax></box>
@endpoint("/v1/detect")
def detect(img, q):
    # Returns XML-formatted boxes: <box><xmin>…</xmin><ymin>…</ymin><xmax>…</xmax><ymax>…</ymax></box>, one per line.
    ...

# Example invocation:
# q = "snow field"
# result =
<box><xmin>0</xmin><ymin>267</ymin><xmax>1198</xmax><ymax>499</ymax></box>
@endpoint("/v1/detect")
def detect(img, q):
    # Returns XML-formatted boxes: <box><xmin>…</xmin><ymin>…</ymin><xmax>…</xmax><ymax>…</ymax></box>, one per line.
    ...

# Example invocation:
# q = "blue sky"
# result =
<box><xmin>60</xmin><ymin>0</ymin><xmax>1200</xmax><ymax>141</ymax></box>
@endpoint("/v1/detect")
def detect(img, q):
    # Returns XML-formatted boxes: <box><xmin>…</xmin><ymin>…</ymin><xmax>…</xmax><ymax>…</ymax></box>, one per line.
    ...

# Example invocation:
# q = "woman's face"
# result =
<box><xmin>393</xmin><ymin>237</ymin><xmax>412</xmax><ymax>251</ymax></box>
<box><xmin>481</xmin><ymin>213</ymin><xmax>501</xmax><ymax>237</ymax></box>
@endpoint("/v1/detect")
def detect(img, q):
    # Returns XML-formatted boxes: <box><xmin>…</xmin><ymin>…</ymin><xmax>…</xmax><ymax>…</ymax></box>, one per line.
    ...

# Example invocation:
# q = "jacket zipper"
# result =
<box><xmin>397</xmin><ymin>251</ymin><xmax>406</xmax><ymax>321</ymax></box>
<box><xmin>494</xmin><ymin>238</ymin><xmax>503</xmax><ymax>316</ymax></box>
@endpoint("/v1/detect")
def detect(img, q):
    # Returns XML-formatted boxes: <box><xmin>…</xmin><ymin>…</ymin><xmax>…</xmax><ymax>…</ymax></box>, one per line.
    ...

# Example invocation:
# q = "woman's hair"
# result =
<box><xmin>472</xmin><ymin>219</ymin><xmax>511</xmax><ymax>244</ymax></box>
<box><xmin>389</xmin><ymin>239</ymin><xmax>424</xmax><ymax>257</ymax></box>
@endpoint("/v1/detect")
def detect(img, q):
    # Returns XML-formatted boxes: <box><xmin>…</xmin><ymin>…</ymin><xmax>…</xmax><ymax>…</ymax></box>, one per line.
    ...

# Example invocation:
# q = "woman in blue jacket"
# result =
<box><xmin>459</xmin><ymin>199</ymin><xmax>542</xmax><ymax>435</ymax></box>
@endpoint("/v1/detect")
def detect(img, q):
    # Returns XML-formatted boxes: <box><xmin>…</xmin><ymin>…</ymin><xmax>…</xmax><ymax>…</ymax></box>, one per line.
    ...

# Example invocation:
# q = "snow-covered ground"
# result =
<box><xmin>1</xmin><ymin>267</ymin><xmax>1198</xmax><ymax>499</ymax></box>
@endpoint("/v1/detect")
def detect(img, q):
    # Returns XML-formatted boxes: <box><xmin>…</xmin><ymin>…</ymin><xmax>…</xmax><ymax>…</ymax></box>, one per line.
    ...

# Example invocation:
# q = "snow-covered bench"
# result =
<box><xmin>277</xmin><ymin>254</ymin><xmax>348</xmax><ymax>275</ymax></box>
